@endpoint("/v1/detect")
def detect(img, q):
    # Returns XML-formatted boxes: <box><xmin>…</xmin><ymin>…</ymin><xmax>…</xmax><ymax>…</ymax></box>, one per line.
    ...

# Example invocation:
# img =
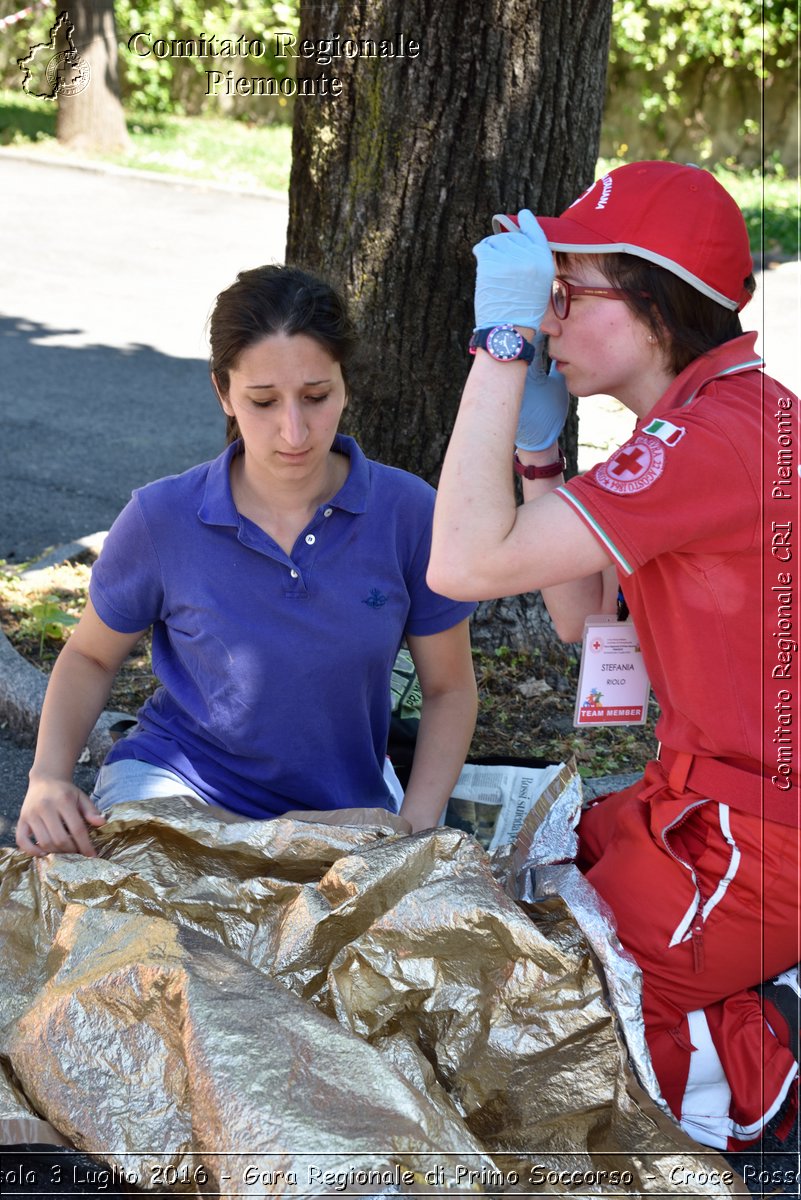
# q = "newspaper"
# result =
<box><xmin>389</xmin><ymin>646</ymin><xmax>423</xmax><ymax>722</ymax></box>
<box><xmin>444</xmin><ymin>761</ymin><xmax>566</xmax><ymax>851</ymax></box>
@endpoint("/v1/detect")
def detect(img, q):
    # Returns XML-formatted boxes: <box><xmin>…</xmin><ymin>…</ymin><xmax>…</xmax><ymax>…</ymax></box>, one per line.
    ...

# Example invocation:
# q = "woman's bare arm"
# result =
<box><xmin>17</xmin><ymin>598</ymin><xmax>146</xmax><ymax>857</ymax></box>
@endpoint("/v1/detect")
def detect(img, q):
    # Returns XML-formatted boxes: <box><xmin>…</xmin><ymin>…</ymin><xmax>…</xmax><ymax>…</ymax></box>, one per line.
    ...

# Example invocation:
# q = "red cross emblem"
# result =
<box><xmin>595</xmin><ymin>434</ymin><xmax>665</xmax><ymax>495</ymax></box>
<box><xmin>609</xmin><ymin>447</ymin><xmax>646</xmax><ymax>477</ymax></box>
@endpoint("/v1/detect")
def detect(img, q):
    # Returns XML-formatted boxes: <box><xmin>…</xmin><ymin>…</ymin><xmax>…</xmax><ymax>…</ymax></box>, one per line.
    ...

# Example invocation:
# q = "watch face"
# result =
<box><xmin>487</xmin><ymin>325</ymin><xmax>523</xmax><ymax>361</ymax></box>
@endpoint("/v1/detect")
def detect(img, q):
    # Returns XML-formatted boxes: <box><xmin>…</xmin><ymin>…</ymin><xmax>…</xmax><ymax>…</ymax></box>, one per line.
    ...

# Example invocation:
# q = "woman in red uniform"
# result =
<box><xmin>429</xmin><ymin>160</ymin><xmax>800</xmax><ymax>1151</ymax></box>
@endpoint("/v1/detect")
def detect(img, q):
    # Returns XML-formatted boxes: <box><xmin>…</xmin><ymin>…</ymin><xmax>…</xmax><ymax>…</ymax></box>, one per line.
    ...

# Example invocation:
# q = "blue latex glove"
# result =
<box><xmin>473</xmin><ymin>209</ymin><xmax>554</xmax><ymax>330</ymax></box>
<box><xmin>515</xmin><ymin>333</ymin><xmax>570</xmax><ymax>451</ymax></box>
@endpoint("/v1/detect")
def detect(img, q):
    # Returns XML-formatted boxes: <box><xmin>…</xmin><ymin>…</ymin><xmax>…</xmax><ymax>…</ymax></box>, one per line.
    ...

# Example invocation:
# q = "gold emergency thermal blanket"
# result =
<box><xmin>0</xmin><ymin>796</ymin><xmax>745</xmax><ymax>1196</ymax></box>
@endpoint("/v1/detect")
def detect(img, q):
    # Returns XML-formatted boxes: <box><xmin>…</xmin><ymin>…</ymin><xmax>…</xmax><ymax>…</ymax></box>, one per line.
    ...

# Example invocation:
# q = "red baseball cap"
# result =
<box><xmin>493</xmin><ymin>161</ymin><xmax>753</xmax><ymax>311</ymax></box>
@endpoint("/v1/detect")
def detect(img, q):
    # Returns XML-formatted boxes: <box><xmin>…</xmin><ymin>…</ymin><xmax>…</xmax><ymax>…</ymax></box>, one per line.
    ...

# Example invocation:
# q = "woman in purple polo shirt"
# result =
<box><xmin>17</xmin><ymin>265</ymin><xmax>478</xmax><ymax>855</ymax></box>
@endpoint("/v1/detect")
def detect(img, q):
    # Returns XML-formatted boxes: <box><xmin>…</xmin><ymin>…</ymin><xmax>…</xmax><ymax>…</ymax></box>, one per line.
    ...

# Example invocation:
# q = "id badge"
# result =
<box><xmin>574</xmin><ymin>614</ymin><xmax>650</xmax><ymax>726</ymax></box>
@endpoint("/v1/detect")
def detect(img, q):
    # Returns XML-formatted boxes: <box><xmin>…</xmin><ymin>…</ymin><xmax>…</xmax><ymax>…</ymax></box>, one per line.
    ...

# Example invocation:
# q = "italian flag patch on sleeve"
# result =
<box><xmin>643</xmin><ymin>418</ymin><xmax>686</xmax><ymax>446</ymax></box>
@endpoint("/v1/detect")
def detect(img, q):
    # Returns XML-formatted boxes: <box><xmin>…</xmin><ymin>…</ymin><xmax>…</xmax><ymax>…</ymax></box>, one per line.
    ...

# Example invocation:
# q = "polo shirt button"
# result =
<box><xmin>305</xmin><ymin>534</ymin><xmax>316</xmax><ymax>545</ymax></box>
<box><xmin>290</xmin><ymin>568</ymin><xmax>299</xmax><ymax>579</ymax></box>
<box><xmin>323</xmin><ymin>508</ymin><xmax>333</xmax><ymax>517</ymax></box>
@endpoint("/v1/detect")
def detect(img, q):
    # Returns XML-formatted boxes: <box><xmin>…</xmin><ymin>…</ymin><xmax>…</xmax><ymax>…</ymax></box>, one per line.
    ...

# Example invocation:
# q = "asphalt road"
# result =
<box><xmin>0</xmin><ymin>151</ymin><xmax>798</xmax><ymax>846</ymax></box>
<box><xmin>1</xmin><ymin>152</ymin><xmax>289</xmax><ymax>842</ymax></box>
<box><xmin>1</xmin><ymin>153</ymin><xmax>288</xmax><ymax>562</ymax></box>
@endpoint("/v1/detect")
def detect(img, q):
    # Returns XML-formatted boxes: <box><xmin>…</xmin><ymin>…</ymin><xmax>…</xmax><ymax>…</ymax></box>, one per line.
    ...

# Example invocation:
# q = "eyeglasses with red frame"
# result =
<box><xmin>551</xmin><ymin>276</ymin><xmax>645</xmax><ymax>320</ymax></box>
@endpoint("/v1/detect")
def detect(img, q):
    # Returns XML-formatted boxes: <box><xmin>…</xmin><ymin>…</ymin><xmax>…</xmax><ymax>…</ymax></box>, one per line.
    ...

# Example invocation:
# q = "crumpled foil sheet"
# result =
<box><xmin>0</xmin><ymin>795</ymin><xmax>746</xmax><ymax>1196</ymax></box>
<box><xmin>512</xmin><ymin>765</ymin><xmax>664</xmax><ymax>1107</ymax></box>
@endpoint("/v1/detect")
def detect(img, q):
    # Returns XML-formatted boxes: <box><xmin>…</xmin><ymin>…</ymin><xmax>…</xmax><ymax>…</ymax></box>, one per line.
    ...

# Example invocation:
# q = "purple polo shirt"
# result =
<box><xmin>90</xmin><ymin>436</ymin><xmax>475</xmax><ymax>819</ymax></box>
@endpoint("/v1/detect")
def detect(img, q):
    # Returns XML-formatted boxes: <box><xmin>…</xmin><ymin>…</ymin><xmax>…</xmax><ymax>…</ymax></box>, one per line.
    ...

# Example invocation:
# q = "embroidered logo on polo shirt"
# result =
<box><xmin>596</xmin><ymin>435</ymin><xmax>665</xmax><ymax>495</ymax></box>
<box><xmin>363</xmin><ymin>588</ymin><xmax>388</xmax><ymax>608</ymax></box>
<box><xmin>642</xmin><ymin>417</ymin><xmax>686</xmax><ymax>446</ymax></box>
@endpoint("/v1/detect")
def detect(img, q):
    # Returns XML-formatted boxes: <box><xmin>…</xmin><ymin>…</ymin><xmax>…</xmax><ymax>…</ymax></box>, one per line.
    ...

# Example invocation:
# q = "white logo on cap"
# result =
<box><xmin>567</xmin><ymin>181</ymin><xmax>596</xmax><ymax>211</ymax></box>
<box><xmin>595</xmin><ymin>174</ymin><xmax>613</xmax><ymax>210</ymax></box>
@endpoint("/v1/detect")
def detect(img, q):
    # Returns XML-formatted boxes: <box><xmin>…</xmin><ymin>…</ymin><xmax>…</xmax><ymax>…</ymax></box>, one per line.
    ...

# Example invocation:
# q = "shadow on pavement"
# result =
<box><xmin>1</xmin><ymin>314</ymin><xmax>224</xmax><ymax>562</ymax></box>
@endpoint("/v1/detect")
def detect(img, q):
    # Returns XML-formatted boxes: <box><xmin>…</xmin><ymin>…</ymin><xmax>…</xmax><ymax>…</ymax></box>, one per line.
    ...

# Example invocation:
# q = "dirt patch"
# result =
<box><xmin>0</xmin><ymin>560</ymin><xmax>157</xmax><ymax>720</ymax></box>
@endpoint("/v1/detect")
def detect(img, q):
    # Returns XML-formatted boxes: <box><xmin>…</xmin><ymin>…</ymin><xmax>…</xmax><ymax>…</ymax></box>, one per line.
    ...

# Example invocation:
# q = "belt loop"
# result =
<box><xmin>668</xmin><ymin>751</ymin><xmax>694</xmax><ymax>794</ymax></box>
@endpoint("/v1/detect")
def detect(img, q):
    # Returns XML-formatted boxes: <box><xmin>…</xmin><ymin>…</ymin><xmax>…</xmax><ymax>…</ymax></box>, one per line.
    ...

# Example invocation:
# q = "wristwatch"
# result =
<box><xmin>514</xmin><ymin>449</ymin><xmax>566</xmax><ymax>479</ymax></box>
<box><xmin>469</xmin><ymin>324</ymin><xmax>536</xmax><ymax>363</ymax></box>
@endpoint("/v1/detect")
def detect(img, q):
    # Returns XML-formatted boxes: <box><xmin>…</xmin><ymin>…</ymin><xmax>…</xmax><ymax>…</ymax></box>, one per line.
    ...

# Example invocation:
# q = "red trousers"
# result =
<box><xmin>577</xmin><ymin>758</ymin><xmax>800</xmax><ymax>1150</ymax></box>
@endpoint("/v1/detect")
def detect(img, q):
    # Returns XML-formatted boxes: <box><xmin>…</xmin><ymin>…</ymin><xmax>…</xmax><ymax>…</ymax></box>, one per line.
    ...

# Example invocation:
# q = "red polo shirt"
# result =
<box><xmin>556</xmin><ymin>334</ymin><xmax>799</xmax><ymax>824</ymax></box>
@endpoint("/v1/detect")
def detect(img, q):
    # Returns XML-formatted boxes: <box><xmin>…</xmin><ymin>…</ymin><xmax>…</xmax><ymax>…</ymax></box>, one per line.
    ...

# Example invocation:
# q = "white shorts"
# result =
<box><xmin>91</xmin><ymin>759</ymin><xmax>206</xmax><ymax>813</ymax></box>
<box><xmin>91</xmin><ymin>757</ymin><xmax>404</xmax><ymax>815</ymax></box>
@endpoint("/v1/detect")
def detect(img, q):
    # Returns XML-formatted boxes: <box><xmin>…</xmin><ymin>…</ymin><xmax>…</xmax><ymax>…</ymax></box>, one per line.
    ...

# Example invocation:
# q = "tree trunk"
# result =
<box><xmin>287</xmin><ymin>0</ymin><xmax>611</xmax><ymax>653</ymax></box>
<box><xmin>56</xmin><ymin>0</ymin><xmax>129</xmax><ymax>153</ymax></box>
<box><xmin>287</xmin><ymin>0</ymin><xmax>612</xmax><ymax>485</ymax></box>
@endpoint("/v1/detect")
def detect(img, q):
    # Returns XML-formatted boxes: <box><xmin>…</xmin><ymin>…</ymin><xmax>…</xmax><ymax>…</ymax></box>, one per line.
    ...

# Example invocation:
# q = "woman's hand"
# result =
<box><xmin>473</xmin><ymin>209</ymin><xmax>554</xmax><ymax>330</ymax></box>
<box><xmin>515</xmin><ymin>334</ymin><xmax>570</xmax><ymax>451</ymax></box>
<box><xmin>17</xmin><ymin>775</ymin><xmax>105</xmax><ymax>858</ymax></box>
<box><xmin>15</xmin><ymin>599</ymin><xmax>146</xmax><ymax>859</ymax></box>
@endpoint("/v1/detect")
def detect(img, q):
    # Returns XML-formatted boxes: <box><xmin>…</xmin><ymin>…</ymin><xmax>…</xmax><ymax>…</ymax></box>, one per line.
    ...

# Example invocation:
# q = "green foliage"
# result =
<box><xmin>0</xmin><ymin>3</ymin><xmax>63</xmax><ymax>91</ymax></box>
<box><xmin>613</xmin><ymin>0</ymin><xmax>797</xmax><ymax>74</ymax></box>
<box><xmin>25</xmin><ymin>595</ymin><xmax>78</xmax><ymax>656</ymax></box>
<box><xmin>114</xmin><ymin>0</ymin><xmax>298</xmax><ymax>115</ymax></box>
<box><xmin>611</xmin><ymin>0</ymin><xmax>798</xmax><ymax>142</ymax></box>
<box><xmin>0</xmin><ymin>0</ymin><xmax>298</xmax><ymax>116</ymax></box>
<box><xmin>1</xmin><ymin>0</ymin><xmax>797</xmax><ymax>157</ymax></box>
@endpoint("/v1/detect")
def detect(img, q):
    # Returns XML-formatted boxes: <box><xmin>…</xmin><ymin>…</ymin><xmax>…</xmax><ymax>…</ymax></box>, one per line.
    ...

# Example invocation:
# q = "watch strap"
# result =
<box><xmin>513</xmin><ymin>449</ymin><xmax>566</xmax><ymax>479</ymax></box>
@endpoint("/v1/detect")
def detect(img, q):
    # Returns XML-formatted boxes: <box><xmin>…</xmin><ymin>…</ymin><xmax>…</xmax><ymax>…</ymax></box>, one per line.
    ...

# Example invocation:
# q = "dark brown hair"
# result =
<box><xmin>209</xmin><ymin>265</ymin><xmax>357</xmax><ymax>443</ymax></box>
<box><xmin>556</xmin><ymin>252</ymin><xmax>756</xmax><ymax>375</ymax></box>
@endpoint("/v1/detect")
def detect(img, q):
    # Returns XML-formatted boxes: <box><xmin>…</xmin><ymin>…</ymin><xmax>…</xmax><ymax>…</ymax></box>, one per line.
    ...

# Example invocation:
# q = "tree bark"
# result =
<box><xmin>56</xmin><ymin>0</ymin><xmax>129</xmax><ymax>153</ymax></box>
<box><xmin>287</xmin><ymin>0</ymin><xmax>612</xmax><ymax>484</ymax></box>
<box><xmin>287</xmin><ymin>1</ymin><xmax>611</xmax><ymax>653</ymax></box>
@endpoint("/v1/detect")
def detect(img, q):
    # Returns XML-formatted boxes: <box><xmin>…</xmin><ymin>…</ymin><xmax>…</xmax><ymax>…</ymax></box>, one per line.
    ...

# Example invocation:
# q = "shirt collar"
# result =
<box><xmin>640</xmin><ymin>332</ymin><xmax>764</xmax><ymax>424</ymax></box>
<box><xmin>198</xmin><ymin>434</ymin><xmax>369</xmax><ymax>527</ymax></box>
<box><xmin>198</xmin><ymin>441</ymin><xmax>240</xmax><ymax>527</ymax></box>
<box><xmin>328</xmin><ymin>434</ymin><xmax>369</xmax><ymax>514</ymax></box>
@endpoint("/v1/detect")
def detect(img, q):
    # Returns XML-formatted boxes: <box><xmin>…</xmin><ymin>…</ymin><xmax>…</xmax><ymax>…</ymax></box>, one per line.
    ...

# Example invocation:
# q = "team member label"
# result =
<box><xmin>574</xmin><ymin>614</ymin><xmax>650</xmax><ymax>726</ymax></box>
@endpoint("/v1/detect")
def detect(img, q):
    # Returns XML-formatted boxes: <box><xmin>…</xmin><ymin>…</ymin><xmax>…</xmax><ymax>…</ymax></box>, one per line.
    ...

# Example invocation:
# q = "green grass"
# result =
<box><xmin>116</xmin><ymin>110</ymin><xmax>291</xmax><ymax>192</ymax></box>
<box><xmin>715</xmin><ymin>165</ymin><xmax>799</xmax><ymax>261</ymax></box>
<box><xmin>0</xmin><ymin>89</ymin><xmax>292</xmax><ymax>193</ymax></box>
<box><xmin>2</xmin><ymin>91</ymin><xmax>798</xmax><ymax>254</ymax></box>
<box><xmin>0</xmin><ymin>88</ymin><xmax>55</xmax><ymax>141</ymax></box>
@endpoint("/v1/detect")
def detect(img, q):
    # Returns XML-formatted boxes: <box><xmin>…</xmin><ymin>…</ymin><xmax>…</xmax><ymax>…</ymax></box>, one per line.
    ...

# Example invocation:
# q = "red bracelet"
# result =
<box><xmin>513</xmin><ymin>449</ymin><xmax>565</xmax><ymax>479</ymax></box>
